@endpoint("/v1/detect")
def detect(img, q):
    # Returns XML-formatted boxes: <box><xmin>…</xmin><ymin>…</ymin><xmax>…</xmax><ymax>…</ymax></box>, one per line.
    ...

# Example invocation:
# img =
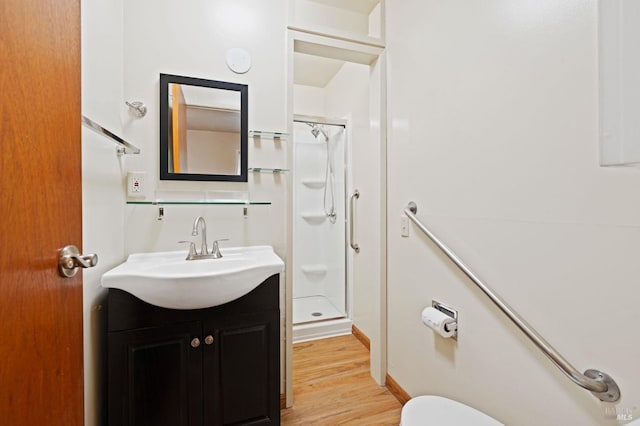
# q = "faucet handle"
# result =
<box><xmin>211</xmin><ymin>239</ymin><xmax>229</xmax><ymax>258</ymax></box>
<box><xmin>178</xmin><ymin>240</ymin><xmax>197</xmax><ymax>260</ymax></box>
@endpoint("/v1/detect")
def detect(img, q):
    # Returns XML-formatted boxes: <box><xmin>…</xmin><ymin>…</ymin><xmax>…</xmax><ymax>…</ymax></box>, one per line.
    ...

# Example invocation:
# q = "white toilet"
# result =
<box><xmin>400</xmin><ymin>396</ymin><xmax>503</xmax><ymax>426</ymax></box>
<box><xmin>402</xmin><ymin>395</ymin><xmax>640</xmax><ymax>425</ymax></box>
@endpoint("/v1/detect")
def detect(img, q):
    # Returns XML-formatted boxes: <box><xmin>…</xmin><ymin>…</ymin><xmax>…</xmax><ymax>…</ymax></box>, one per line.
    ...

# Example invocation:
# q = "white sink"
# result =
<box><xmin>101</xmin><ymin>246</ymin><xmax>284</xmax><ymax>309</ymax></box>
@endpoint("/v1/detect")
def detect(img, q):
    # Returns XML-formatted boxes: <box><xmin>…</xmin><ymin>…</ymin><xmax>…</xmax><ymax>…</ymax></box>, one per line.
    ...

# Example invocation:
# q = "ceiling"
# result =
<box><xmin>294</xmin><ymin>52</ymin><xmax>345</xmax><ymax>88</ymax></box>
<box><xmin>186</xmin><ymin>107</ymin><xmax>239</xmax><ymax>133</ymax></box>
<box><xmin>308</xmin><ymin>0</ymin><xmax>380</xmax><ymax>14</ymax></box>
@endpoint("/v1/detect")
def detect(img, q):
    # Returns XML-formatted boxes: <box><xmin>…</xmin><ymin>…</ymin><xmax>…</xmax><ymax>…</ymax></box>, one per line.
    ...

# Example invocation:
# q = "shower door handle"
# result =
<box><xmin>350</xmin><ymin>190</ymin><xmax>360</xmax><ymax>253</ymax></box>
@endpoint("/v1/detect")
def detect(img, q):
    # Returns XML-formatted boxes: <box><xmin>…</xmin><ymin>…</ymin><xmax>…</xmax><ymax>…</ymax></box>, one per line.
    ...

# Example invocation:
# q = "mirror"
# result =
<box><xmin>160</xmin><ymin>73</ymin><xmax>248</xmax><ymax>181</ymax></box>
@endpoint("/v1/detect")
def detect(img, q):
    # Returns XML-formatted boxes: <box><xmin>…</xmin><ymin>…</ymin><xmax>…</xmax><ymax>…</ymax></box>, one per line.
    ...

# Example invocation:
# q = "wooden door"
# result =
<box><xmin>172</xmin><ymin>83</ymin><xmax>188</xmax><ymax>172</ymax></box>
<box><xmin>0</xmin><ymin>0</ymin><xmax>83</xmax><ymax>425</ymax></box>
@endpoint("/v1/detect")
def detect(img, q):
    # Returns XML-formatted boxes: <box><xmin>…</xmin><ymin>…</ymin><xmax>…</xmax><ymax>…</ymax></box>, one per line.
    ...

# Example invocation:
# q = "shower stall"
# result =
<box><xmin>292</xmin><ymin>119</ymin><xmax>352</xmax><ymax>342</ymax></box>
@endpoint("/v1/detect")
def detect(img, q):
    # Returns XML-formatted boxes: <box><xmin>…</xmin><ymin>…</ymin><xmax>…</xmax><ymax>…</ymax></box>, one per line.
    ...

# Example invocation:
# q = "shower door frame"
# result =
<box><xmin>285</xmin><ymin>29</ymin><xmax>387</xmax><ymax>409</ymax></box>
<box><xmin>291</xmin><ymin>115</ymin><xmax>352</xmax><ymax>327</ymax></box>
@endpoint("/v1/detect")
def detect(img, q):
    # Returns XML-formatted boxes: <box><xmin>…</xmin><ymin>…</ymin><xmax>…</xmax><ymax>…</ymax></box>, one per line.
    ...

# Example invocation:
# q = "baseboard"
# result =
<box><xmin>280</xmin><ymin>393</ymin><xmax>286</xmax><ymax>409</ymax></box>
<box><xmin>293</xmin><ymin>318</ymin><xmax>353</xmax><ymax>343</ymax></box>
<box><xmin>385</xmin><ymin>374</ymin><xmax>411</xmax><ymax>405</ymax></box>
<box><xmin>351</xmin><ymin>324</ymin><xmax>370</xmax><ymax>351</ymax></box>
<box><xmin>350</xmin><ymin>326</ymin><xmax>409</xmax><ymax>406</ymax></box>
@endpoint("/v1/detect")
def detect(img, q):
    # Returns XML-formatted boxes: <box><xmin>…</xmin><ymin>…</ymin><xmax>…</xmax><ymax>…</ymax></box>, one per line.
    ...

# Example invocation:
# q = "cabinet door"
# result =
<box><xmin>108</xmin><ymin>322</ymin><xmax>203</xmax><ymax>426</ymax></box>
<box><xmin>204</xmin><ymin>311</ymin><xmax>280</xmax><ymax>425</ymax></box>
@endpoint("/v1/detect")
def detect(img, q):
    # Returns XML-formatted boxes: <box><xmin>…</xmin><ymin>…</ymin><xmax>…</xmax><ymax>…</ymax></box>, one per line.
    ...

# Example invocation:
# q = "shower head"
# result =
<box><xmin>306</xmin><ymin>122</ymin><xmax>328</xmax><ymax>141</ymax></box>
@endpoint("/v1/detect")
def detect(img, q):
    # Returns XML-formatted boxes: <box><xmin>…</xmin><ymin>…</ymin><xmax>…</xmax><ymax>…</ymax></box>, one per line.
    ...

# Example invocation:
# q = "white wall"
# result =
<box><xmin>386</xmin><ymin>1</ymin><xmax>640</xmax><ymax>425</ymax></box>
<box><xmin>82</xmin><ymin>1</ymin><xmax>290</xmax><ymax>421</ymax></box>
<box><xmin>120</xmin><ymin>0</ymin><xmax>289</xmax><ymax>397</ymax></box>
<box><xmin>81</xmin><ymin>0</ymin><xmax>127</xmax><ymax>424</ymax></box>
<box><xmin>186</xmin><ymin>130</ymin><xmax>240</xmax><ymax>175</ymax></box>
<box><xmin>121</xmin><ymin>0</ymin><xmax>288</xmax><ymax>256</ymax></box>
<box><xmin>293</xmin><ymin>84</ymin><xmax>326</xmax><ymax>117</ymax></box>
<box><xmin>323</xmin><ymin>62</ymin><xmax>378</xmax><ymax>342</ymax></box>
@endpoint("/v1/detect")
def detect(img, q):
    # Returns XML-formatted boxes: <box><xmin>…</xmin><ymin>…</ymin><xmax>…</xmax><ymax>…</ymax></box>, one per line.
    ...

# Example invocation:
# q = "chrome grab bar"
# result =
<box><xmin>403</xmin><ymin>201</ymin><xmax>621</xmax><ymax>402</ymax></box>
<box><xmin>350</xmin><ymin>190</ymin><xmax>360</xmax><ymax>253</ymax></box>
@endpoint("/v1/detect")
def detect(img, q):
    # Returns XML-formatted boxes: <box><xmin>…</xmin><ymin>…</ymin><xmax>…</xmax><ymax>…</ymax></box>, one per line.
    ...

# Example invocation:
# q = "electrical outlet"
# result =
<box><xmin>127</xmin><ymin>171</ymin><xmax>146</xmax><ymax>197</ymax></box>
<box><xmin>401</xmin><ymin>215</ymin><xmax>409</xmax><ymax>237</ymax></box>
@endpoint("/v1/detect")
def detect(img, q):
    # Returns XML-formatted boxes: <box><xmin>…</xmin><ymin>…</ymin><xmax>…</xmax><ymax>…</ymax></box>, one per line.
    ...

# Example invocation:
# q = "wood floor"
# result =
<box><xmin>281</xmin><ymin>334</ymin><xmax>402</xmax><ymax>425</ymax></box>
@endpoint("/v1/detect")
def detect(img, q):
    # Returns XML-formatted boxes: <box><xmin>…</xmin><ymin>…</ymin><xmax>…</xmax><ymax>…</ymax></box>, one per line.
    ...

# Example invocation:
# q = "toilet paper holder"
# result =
<box><xmin>432</xmin><ymin>300</ymin><xmax>458</xmax><ymax>340</ymax></box>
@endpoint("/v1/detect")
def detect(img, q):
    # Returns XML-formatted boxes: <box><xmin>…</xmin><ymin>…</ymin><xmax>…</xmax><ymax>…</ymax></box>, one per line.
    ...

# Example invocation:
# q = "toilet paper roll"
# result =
<box><xmin>421</xmin><ymin>307</ymin><xmax>456</xmax><ymax>338</ymax></box>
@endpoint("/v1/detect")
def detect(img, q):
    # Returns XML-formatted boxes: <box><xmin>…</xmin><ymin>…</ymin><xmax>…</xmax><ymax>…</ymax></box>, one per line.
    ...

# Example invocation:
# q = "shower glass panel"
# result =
<box><xmin>292</xmin><ymin>120</ymin><xmax>347</xmax><ymax>325</ymax></box>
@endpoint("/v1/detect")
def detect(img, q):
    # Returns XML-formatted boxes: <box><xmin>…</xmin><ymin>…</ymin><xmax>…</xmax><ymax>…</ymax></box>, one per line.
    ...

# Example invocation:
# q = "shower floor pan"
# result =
<box><xmin>292</xmin><ymin>295</ymin><xmax>352</xmax><ymax>343</ymax></box>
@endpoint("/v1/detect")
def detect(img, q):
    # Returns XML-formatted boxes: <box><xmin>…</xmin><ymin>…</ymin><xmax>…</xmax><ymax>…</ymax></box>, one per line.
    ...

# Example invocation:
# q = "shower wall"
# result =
<box><xmin>292</xmin><ymin>121</ymin><xmax>346</xmax><ymax>320</ymax></box>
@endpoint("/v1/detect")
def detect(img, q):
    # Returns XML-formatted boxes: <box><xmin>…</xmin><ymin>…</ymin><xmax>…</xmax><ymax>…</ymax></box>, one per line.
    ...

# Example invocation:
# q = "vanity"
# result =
<box><xmin>102</xmin><ymin>245</ymin><xmax>284</xmax><ymax>426</ymax></box>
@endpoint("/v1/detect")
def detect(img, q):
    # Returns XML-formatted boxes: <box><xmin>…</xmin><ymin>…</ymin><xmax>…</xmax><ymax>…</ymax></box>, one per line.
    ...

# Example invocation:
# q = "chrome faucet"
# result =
<box><xmin>192</xmin><ymin>216</ymin><xmax>209</xmax><ymax>256</ymax></box>
<box><xmin>180</xmin><ymin>216</ymin><xmax>229</xmax><ymax>260</ymax></box>
<box><xmin>211</xmin><ymin>239</ymin><xmax>229</xmax><ymax>258</ymax></box>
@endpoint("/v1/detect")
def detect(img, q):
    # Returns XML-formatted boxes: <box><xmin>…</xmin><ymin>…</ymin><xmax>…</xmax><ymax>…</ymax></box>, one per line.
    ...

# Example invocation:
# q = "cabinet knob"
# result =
<box><xmin>205</xmin><ymin>335</ymin><xmax>214</xmax><ymax>345</ymax></box>
<box><xmin>190</xmin><ymin>338</ymin><xmax>201</xmax><ymax>348</ymax></box>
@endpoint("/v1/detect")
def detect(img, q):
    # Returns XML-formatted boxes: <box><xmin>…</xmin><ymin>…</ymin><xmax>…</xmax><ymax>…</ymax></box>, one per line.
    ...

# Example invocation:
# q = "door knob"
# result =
<box><xmin>205</xmin><ymin>335</ymin><xmax>214</xmax><ymax>345</ymax></box>
<box><xmin>191</xmin><ymin>338</ymin><xmax>201</xmax><ymax>348</ymax></box>
<box><xmin>58</xmin><ymin>245</ymin><xmax>98</xmax><ymax>278</ymax></box>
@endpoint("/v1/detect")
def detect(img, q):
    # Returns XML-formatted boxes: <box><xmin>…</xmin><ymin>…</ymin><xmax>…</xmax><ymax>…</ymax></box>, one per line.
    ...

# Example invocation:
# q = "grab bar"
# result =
<box><xmin>350</xmin><ymin>190</ymin><xmax>360</xmax><ymax>253</ymax></box>
<box><xmin>403</xmin><ymin>201</ymin><xmax>621</xmax><ymax>402</ymax></box>
<box><xmin>82</xmin><ymin>115</ymin><xmax>141</xmax><ymax>154</ymax></box>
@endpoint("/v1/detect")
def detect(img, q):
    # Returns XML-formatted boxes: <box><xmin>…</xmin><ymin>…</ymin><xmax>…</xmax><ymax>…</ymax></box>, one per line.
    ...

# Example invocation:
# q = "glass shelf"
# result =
<box><xmin>249</xmin><ymin>167</ymin><xmax>289</xmax><ymax>173</ymax></box>
<box><xmin>300</xmin><ymin>264</ymin><xmax>328</xmax><ymax>275</ymax></box>
<box><xmin>301</xmin><ymin>179</ymin><xmax>325</xmax><ymax>188</ymax></box>
<box><xmin>249</xmin><ymin>130</ymin><xmax>289</xmax><ymax>140</ymax></box>
<box><xmin>126</xmin><ymin>190</ymin><xmax>272</xmax><ymax>205</ymax></box>
<box><xmin>126</xmin><ymin>200</ymin><xmax>271</xmax><ymax>205</ymax></box>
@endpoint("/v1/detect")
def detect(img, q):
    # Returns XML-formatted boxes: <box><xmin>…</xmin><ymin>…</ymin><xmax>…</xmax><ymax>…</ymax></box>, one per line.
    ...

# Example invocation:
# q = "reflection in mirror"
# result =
<box><xmin>160</xmin><ymin>74</ymin><xmax>248</xmax><ymax>181</ymax></box>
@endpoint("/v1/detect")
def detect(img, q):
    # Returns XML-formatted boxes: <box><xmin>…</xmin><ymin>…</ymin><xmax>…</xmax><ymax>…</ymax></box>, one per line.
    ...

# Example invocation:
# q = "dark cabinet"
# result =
<box><xmin>107</xmin><ymin>274</ymin><xmax>280</xmax><ymax>426</ymax></box>
<box><xmin>108</xmin><ymin>321</ymin><xmax>204</xmax><ymax>426</ymax></box>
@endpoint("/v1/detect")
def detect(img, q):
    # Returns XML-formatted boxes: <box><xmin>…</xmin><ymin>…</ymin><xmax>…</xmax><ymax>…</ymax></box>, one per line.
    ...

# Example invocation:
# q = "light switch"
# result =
<box><xmin>401</xmin><ymin>215</ymin><xmax>409</xmax><ymax>237</ymax></box>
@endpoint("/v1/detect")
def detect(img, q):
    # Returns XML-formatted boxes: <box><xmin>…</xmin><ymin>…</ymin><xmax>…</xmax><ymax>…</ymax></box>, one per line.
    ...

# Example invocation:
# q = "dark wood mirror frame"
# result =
<box><xmin>160</xmin><ymin>73</ymin><xmax>248</xmax><ymax>182</ymax></box>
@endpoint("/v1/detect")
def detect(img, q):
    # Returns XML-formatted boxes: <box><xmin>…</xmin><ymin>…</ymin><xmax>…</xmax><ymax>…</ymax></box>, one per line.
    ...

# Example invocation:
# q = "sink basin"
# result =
<box><xmin>101</xmin><ymin>246</ymin><xmax>284</xmax><ymax>309</ymax></box>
